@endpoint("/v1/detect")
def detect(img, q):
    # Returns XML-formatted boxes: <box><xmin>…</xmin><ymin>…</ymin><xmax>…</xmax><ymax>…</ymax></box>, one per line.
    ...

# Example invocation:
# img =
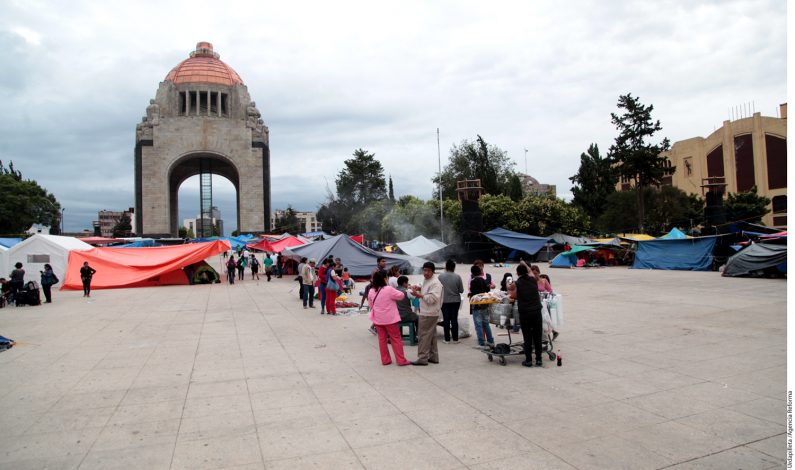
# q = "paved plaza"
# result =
<box><xmin>0</xmin><ymin>261</ymin><xmax>786</xmax><ymax>469</ymax></box>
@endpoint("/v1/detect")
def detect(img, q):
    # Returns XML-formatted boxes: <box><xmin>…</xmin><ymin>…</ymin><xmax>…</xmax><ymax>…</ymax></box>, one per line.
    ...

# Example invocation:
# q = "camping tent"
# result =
<box><xmin>396</xmin><ymin>235</ymin><xmax>448</xmax><ymax>258</ymax></box>
<box><xmin>270</xmin><ymin>235</ymin><xmax>307</xmax><ymax>253</ymax></box>
<box><xmin>282</xmin><ymin>234</ymin><xmax>426</xmax><ymax>277</ymax></box>
<box><xmin>62</xmin><ymin>240</ymin><xmax>230</xmax><ymax>290</ymax></box>
<box><xmin>483</xmin><ymin>228</ymin><xmax>549</xmax><ymax>256</ymax></box>
<box><xmin>632</xmin><ymin>237</ymin><xmax>717</xmax><ymax>271</ymax></box>
<box><xmin>0</xmin><ymin>238</ymin><xmax>22</xmax><ymax>249</ymax></box>
<box><xmin>247</xmin><ymin>238</ymin><xmax>275</xmax><ymax>252</ymax></box>
<box><xmin>548</xmin><ymin>233</ymin><xmax>593</xmax><ymax>246</ymax></box>
<box><xmin>1</xmin><ymin>234</ymin><xmax>93</xmax><ymax>282</ymax></box>
<box><xmin>549</xmin><ymin>246</ymin><xmax>596</xmax><ymax>268</ymax></box>
<box><xmin>723</xmin><ymin>242</ymin><xmax>787</xmax><ymax>277</ymax></box>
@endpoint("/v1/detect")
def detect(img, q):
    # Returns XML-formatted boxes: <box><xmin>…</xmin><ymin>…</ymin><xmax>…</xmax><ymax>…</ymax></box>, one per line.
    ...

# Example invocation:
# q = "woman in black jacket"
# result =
<box><xmin>514</xmin><ymin>263</ymin><xmax>543</xmax><ymax>367</ymax></box>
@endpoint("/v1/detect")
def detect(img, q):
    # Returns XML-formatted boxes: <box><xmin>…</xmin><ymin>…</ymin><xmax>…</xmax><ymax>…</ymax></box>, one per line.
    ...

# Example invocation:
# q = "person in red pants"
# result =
<box><xmin>367</xmin><ymin>270</ymin><xmax>411</xmax><ymax>366</ymax></box>
<box><xmin>325</xmin><ymin>261</ymin><xmax>341</xmax><ymax>315</ymax></box>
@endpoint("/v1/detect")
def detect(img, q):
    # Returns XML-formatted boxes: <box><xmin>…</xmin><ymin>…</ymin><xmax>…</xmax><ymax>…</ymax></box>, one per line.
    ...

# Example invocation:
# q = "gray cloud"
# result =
<box><xmin>0</xmin><ymin>0</ymin><xmax>785</xmax><ymax>235</ymax></box>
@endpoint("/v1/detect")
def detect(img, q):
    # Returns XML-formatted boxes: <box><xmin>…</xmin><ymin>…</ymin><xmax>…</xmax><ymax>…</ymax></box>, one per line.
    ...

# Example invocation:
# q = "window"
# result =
<box><xmin>706</xmin><ymin>145</ymin><xmax>724</xmax><ymax>178</ymax></box>
<box><xmin>221</xmin><ymin>93</ymin><xmax>228</xmax><ymax>116</ymax></box>
<box><xmin>661</xmin><ymin>159</ymin><xmax>673</xmax><ymax>186</ymax></box>
<box><xmin>28</xmin><ymin>254</ymin><xmax>50</xmax><ymax>263</ymax></box>
<box><xmin>772</xmin><ymin>195</ymin><xmax>787</xmax><ymax>214</ymax></box>
<box><xmin>734</xmin><ymin>134</ymin><xmax>755</xmax><ymax>192</ymax></box>
<box><xmin>765</xmin><ymin>135</ymin><xmax>786</xmax><ymax>190</ymax></box>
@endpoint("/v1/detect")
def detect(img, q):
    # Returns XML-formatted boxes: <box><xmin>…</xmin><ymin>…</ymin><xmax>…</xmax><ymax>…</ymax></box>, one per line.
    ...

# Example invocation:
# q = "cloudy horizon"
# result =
<box><xmin>1</xmin><ymin>1</ymin><xmax>786</xmax><ymax>235</ymax></box>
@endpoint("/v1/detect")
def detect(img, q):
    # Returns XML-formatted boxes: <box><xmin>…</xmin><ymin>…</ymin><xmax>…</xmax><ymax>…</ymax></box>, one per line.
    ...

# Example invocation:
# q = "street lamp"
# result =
<box><xmin>61</xmin><ymin>208</ymin><xmax>65</xmax><ymax>234</ymax></box>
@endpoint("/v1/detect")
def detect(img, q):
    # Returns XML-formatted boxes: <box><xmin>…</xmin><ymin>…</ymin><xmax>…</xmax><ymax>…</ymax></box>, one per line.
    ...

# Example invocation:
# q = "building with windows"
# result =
<box><xmin>270</xmin><ymin>210</ymin><xmax>320</xmax><ymax>233</ymax></box>
<box><xmin>183</xmin><ymin>206</ymin><xmax>223</xmax><ymax>237</ymax></box>
<box><xmin>95</xmin><ymin>208</ymin><xmax>135</xmax><ymax>237</ymax></box>
<box><xmin>516</xmin><ymin>173</ymin><xmax>556</xmax><ymax>197</ymax></box>
<box><xmin>618</xmin><ymin>104</ymin><xmax>787</xmax><ymax>228</ymax></box>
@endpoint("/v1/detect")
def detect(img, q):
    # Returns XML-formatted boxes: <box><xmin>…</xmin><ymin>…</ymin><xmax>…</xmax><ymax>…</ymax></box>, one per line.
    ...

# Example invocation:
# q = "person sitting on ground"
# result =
<box><xmin>367</xmin><ymin>270</ymin><xmax>411</xmax><ymax>366</ymax></box>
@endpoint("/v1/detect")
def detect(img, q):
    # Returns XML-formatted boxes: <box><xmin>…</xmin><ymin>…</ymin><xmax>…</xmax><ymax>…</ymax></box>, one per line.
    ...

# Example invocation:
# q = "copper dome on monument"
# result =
<box><xmin>165</xmin><ymin>42</ymin><xmax>243</xmax><ymax>86</ymax></box>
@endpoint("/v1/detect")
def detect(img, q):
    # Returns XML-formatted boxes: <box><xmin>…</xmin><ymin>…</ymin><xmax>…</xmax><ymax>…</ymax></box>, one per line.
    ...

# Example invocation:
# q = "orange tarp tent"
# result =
<box><xmin>62</xmin><ymin>240</ymin><xmax>230</xmax><ymax>290</ymax></box>
<box><xmin>247</xmin><ymin>239</ymin><xmax>275</xmax><ymax>252</ymax></box>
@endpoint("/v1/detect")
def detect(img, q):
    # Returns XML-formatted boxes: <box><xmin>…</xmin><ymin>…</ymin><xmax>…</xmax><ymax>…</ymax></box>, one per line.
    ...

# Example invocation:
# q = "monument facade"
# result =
<box><xmin>135</xmin><ymin>42</ymin><xmax>270</xmax><ymax>237</ymax></box>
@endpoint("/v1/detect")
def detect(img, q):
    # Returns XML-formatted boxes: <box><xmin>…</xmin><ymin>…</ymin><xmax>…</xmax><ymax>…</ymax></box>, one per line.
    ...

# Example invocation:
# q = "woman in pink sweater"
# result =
<box><xmin>367</xmin><ymin>270</ymin><xmax>411</xmax><ymax>366</ymax></box>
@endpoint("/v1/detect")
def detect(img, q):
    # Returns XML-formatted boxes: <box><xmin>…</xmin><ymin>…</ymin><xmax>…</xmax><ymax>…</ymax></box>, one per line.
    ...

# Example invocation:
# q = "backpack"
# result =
<box><xmin>226</xmin><ymin>259</ymin><xmax>236</xmax><ymax>270</ymax></box>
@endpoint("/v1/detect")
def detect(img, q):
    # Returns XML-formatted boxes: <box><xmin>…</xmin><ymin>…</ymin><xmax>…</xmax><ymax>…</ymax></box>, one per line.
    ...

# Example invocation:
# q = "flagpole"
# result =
<box><xmin>437</xmin><ymin>128</ymin><xmax>444</xmax><ymax>243</ymax></box>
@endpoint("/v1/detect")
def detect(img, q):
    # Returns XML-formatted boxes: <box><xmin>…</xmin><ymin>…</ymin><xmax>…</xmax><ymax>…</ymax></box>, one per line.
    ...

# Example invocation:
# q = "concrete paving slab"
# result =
<box><xmin>0</xmin><ymin>265</ymin><xmax>785</xmax><ymax>469</ymax></box>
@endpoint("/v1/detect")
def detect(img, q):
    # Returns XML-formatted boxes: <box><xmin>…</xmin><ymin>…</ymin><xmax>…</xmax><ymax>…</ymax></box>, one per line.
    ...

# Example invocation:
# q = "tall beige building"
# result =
<box><xmin>621</xmin><ymin>104</ymin><xmax>787</xmax><ymax>228</ymax></box>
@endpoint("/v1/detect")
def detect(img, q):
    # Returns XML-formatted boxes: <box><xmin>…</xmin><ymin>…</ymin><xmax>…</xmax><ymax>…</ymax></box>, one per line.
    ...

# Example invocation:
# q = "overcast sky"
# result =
<box><xmin>0</xmin><ymin>0</ymin><xmax>786</xmax><ymax>235</ymax></box>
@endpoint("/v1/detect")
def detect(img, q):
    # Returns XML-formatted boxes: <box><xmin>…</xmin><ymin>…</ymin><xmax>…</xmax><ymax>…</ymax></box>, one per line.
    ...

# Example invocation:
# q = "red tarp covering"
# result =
<box><xmin>62</xmin><ymin>240</ymin><xmax>230</xmax><ymax>290</ymax></box>
<box><xmin>78</xmin><ymin>237</ymin><xmax>123</xmax><ymax>245</ymax></box>
<box><xmin>270</xmin><ymin>236</ymin><xmax>306</xmax><ymax>252</ymax></box>
<box><xmin>350</xmin><ymin>234</ymin><xmax>364</xmax><ymax>244</ymax></box>
<box><xmin>248</xmin><ymin>239</ymin><xmax>275</xmax><ymax>252</ymax></box>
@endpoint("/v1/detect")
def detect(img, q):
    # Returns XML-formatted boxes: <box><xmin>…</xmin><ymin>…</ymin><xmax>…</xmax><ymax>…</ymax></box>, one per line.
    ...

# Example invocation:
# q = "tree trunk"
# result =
<box><xmin>636</xmin><ymin>182</ymin><xmax>645</xmax><ymax>232</ymax></box>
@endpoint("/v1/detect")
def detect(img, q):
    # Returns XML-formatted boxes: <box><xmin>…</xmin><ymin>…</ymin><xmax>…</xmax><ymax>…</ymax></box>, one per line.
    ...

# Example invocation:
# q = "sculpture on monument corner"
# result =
<box><xmin>246</xmin><ymin>101</ymin><xmax>261</xmax><ymax>129</ymax></box>
<box><xmin>146</xmin><ymin>99</ymin><xmax>160</xmax><ymax>126</ymax></box>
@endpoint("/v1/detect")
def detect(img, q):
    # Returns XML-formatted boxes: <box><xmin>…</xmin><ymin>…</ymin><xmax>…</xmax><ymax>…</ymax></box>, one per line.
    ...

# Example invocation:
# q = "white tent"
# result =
<box><xmin>395</xmin><ymin>235</ymin><xmax>448</xmax><ymax>258</ymax></box>
<box><xmin>2</xmin><ymin>234</ymin><xmax>93</xmax><ymax>284</ymax></box>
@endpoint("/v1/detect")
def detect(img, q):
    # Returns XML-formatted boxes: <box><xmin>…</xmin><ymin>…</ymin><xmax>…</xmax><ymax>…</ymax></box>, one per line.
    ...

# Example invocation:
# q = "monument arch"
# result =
<box><xmin>135</xmin><ymin>41</ymin><xmax>270</xmax><ymax>237</ymax></box>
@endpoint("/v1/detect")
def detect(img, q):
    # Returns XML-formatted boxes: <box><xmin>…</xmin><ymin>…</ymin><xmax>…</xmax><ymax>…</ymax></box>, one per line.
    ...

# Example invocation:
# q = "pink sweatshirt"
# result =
<box><xmin>367</xmin><ymin>286</ymin><xmax>406</xmax><ymax>325</ymax></box>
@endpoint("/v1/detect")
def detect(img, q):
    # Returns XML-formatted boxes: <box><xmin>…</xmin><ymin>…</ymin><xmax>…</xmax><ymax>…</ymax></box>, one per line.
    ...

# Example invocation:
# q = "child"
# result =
<box><xmin>342</xmin><ymin>267</ymin><xmax>353</xmax><ymax>293</ymax></box>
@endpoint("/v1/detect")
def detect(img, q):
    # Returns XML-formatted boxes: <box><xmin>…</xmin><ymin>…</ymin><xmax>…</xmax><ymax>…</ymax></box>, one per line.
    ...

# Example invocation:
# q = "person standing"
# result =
<box><xmin>367</xmin><ymin>271</ymin><xmax>411</xmax><ymax>366</ymax></box>
<box><xmin>276</xmin><ymin>253</ymin><xmax>284</xmax><ymax>278</ymax></box>
<box><xmin>301</xmin><ymin>259</ymin><xmax>317</xmax><ymax>309</ymax></box>
<box><xmin>410</xmin><ymin>262</ymin><xmax>443</xmax><ymax>366</ymax></box>
<box><xmin>514</xmin><ymin>263</ymin><xmax>544</xmax><ymax>367</ymax></box>
<box><xmin>9</xmin><ymin>262</ymin><xmax>25</xmax><ymax>304</ymax></box>
<box><xmin>468</xmin><ymin>265</ymin><xmax>494</xmax><ymax>349</ymax></box>
<box><xmin>325</xmin><ymin>261</ymin><xmax>340</xmax><ymax>315</ymax></box>
<box><xmin>250</xmin><ymin>254</ymin><xmax>260</xmax><ymax>280</ymax></box>
<box><xmin>438</xmin><ymin>259</ymin><xmax>464</xmax><ymax>344</ymax></box>
<box><xmin>296</xmin><ymin>257</ymin><xmax>307</xmax><ymax>300</ymax></box>
<box><xmin>79</xmin><ymin>261</ymin><xmax>97</xmax><ymax>298</ymax></box>
<box><xmin>263</xmin><ymin>252</ymin><xmax>273</xmax><ymax>281</ymax></box>
<box><xmin>236</xmin><ymin>255</ymin><xmax>246</xmax><ymax>280</ymax></box>
<box><xmin>317</xmin><ymin>259</ymin><xmax>329</xmax><ymax>314</ymax></box>
<box><xmin>226</xmin><ymin>255</ymin><xmax>237</xmax><ymax>284</ymax></box>
<box><xmin>39</xmin><ymin>264</ymin><xmax>58</xmax><ymax>303</ymax></box>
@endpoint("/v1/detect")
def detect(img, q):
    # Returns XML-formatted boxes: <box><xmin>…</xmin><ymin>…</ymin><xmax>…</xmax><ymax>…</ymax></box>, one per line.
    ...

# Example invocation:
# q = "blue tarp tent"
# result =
<box><xmin>0</xmin><ymin>238</ymin><xmax>22</xmax><ymax>249</ymax></box>
<box><xmin>193</xmin><ymin>236</ymin><xmax>252</xmax><ymax>250</ymax></box>
<box><xmin>659</xmin><ymin>228</ymin><xmax>689</xmax><ymax>240</ymax></box>
<box><xmin>632</xmin><ymin>237</ymin><xmax>717</xmax><ymax>271</ymax></box>
<box><xmin>549</xmin><ymin>246</ymin><xmax>596</xmax><ymax>268</ymax></box>
<box><xmin>116</xmin><ymin>239</ymin><xmax>160</xmax><ymax>248</ymax></box>
<box><xmin>483</xmin><ymin>228</ymin><xmax>549</xmax><ymax>256</ymax></box>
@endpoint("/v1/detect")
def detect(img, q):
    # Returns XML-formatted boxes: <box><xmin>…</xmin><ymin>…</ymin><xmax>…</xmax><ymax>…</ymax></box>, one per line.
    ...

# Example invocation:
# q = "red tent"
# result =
<box><xmin>248</xmin><ymin>239</ymin><xmax>275</xmax><ymax>252</ymax></box>
<box><xmin>270</xmin><ymin>236</ymin><xmax>306</xmax><ymax>252</ymax></box>
<box><xmin>350</xmin><ymin>234</ymin><xmax>364</xmax><ymax>245</ymax></box>
<box><xmin>62</xmin><ymin>240</ymin><xmax>230</xmax><ymax>290</ymax></box>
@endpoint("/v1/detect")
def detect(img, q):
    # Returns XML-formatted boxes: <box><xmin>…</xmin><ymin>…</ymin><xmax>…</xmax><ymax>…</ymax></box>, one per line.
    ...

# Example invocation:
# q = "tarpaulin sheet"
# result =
<box><xmin>270</xmin><ymin>236</ymin><xmax>307</xmax><ymax>252</ymax></box>
<box><xmin>395</xmin><ymin>235</ymin><xmax>448</xmax><ymax>258</ymax></box>
<box><xmin>549</xmin><ymin>246</ymin><xmax>596</xmax><ymax>268</ymax></box>
<box><xmin>247</xmin><ymin>239</ymin><xmax>275</xmax><ymax>252</ymax></box>
<box><xmin>483</xmin><ymin>228</ymin><xmax>549</xmax><ymax>255</ymax></box>
<box><xmin>62</xmin><ymin>240</ymin><xmax>230</xmax><ymax>290</ymax></box>
<box><xmin>722</xmin><ymin>242</ymin><xmax>787</xmax><ymax>277</ymax></box>
<box><xmin>350</xmin><ymin>234</ymin><xmax>364</xmax><ymax>244</ymax></box>
<box><xmin>282</xmin><ymin>234</ymin><xmax>426</xmax><ymax>277</ymax></box>
<box><xmin>658</xmin><ymin>228</ymin><xmax>689</xmax><ymax>239</ymax></box>
<box><xmin>548</xmin><ymin>233</ymin><xmax>593</xmax><ymax>245</ymax></box>
<box><xmin>632</xmin><ymin>237</ymin><xmax>717</xmax><ymax>271</ymax></box>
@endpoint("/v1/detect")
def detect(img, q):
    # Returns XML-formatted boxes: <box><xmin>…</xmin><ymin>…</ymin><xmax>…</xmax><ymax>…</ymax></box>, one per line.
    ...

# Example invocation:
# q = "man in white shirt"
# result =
<box><xmin>410</xmin><ymin>262</ymin><xmax>443</xmax><ymax>365</ymax></box>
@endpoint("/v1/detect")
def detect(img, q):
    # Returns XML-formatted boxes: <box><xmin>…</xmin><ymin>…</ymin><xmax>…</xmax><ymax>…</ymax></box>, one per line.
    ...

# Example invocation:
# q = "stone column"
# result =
<box><xmin>185</xmin><ymin>90</ymin><xmax>190</xmax><ymax>116</ymax></box>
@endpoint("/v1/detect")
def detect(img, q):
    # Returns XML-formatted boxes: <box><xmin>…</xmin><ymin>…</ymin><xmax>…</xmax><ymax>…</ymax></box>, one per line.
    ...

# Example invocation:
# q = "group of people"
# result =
<box><xmin>0</xmin><ymin>260</ymin><xmax>96</xmax><ymax>306</ymax></box>
<box><xmin>224</xmin><ymin>250</ymin><xmax>285</xmax><ymax>284</ymax></box>
<box><xmin>295</xmin><ymin>255</ymin><xmax>353</xmax><ymax>315</ymax></box>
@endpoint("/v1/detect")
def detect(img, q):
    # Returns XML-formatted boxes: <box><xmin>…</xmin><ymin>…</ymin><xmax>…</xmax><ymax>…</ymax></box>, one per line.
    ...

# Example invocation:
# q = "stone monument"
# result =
<box><xmin>134</xmin><ymin>41</ymin><xmax>270</xmax><ymax>237</ymax></box>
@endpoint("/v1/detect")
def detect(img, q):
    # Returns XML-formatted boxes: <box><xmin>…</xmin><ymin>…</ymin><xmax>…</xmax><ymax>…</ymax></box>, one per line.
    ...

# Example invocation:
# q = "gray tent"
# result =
<box><xmin>548</xmin><ymin>233</ymin><xmax>593</xmax><ymax>245</ymax></box>
<box><xmin>722</xmin><ymin>242</ymin><xmax>787</xmax><ymax>277</ymax></box>
<box><xmin>395</xmin><ymin>235</ymin><xmax>447</xmax><ymax>258</ymax></box>
<box><xmin>282</xmin><ymin>234</ymin><xmax>427</xmax><ymax>277</ymax></box>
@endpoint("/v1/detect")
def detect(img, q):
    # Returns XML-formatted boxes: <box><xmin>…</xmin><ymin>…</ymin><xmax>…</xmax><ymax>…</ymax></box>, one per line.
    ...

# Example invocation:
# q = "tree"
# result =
<box><xmin>273</xmin><ymin>206</ymin><xmax>301</xmax><ymax>233</ymax></box>
<box><xmin>388</xmin><ymin>175</ymin><xmax>395</xmax><ymax>202</ymax></box>
<box><xmin>725</xmin><ymin>186</ymin><xmax>771</xmax><ymax>224</ymax></box>
<box><xmin>0</xmin><ymin>160</ymin><xmax>62</xmax><ymax>234</ymax></box>
<box><xmin>478</xmin><ymin>194</ymin><xmax>591</xmax><ymax>236</ymax></box>
<box><xmin>597</xmin><ymin>186</ymin><xmax>703</xmax><ymax>235</ymax></box>
<box><xmin>569</xmin><ymin>143</ymin><xmax>617</xmax><ymax>220</ymax></box>
<box><xmin>507</xmin><ymin>174</ymin><xmax>523</xmax><ymax>202</ymax></box>
<box><xmin>112</xmin><ymin>213</ymin><xmax>133</xmax><ymax>237</ymax></box>
<box><xmin>433</xmin><ymin>136</ymin><xmax>516</xmax><ymax>200</ymax></box>
<box><xmin>178</xmin><ymin>226</ymin><xmax>189</xmax><ymax>238</ymax></box>
<box><xmin>317</xmin><ymin>149</ymin><xmax>388</xmax><ymax>233</ymax></box>
<box><xmin>607</xmin><ymin>94</ymin><xmax>672</xmax><ymax>230</ymax></box>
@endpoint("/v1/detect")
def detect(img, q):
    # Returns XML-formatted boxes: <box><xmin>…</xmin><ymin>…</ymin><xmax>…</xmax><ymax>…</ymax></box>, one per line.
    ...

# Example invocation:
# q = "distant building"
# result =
<box><xmin>517</xmin><ymin>173</ymin><xmax>556</xmax><ymax>197</ymax></box>
<box><xmin>617</xmin><ymin>103</ymin><xmax>787</xmax><ymax>228</ymax></box>
<box><xmin>183</xmin><ymin>206</ymin><xmax>223</xmax><ymax>237</ymax></box>
<box><xmin>95</xmin><ymin>208</ymin><xmax>135</xmax><ymax>237</ymax></box>
<box><xmin>271</xmin><ymin>210</ymin><xmax>320</xmax><ymax>233</ymax></box>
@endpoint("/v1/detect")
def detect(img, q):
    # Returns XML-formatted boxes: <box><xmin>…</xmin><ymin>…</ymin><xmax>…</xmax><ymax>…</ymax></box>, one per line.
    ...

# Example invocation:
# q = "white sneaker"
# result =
<box><xmin>452</xmin><ymin>340</ymin><xmax>460</xmax><ymax>344</ymax></box>
<box><xmin>443</xmin><ymin>340</ymin><xmax>450</xmax><ymax>344</ymax></box>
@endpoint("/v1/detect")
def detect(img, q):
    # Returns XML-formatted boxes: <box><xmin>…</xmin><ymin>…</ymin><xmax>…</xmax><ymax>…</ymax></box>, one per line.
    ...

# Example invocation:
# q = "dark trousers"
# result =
<box><xmin>297</xmin><ymin>276</ymin><xmax>304</xmax><ymax>299</ymax></box>
<box><xmin>227</xmin><ymin>269</ymin><xmax>235</xmax><ymax>284</ymax></box>
<box><xmin>237</xmin><ymin>267</ymin><xmax>245</xmax><ymax>280</ymax></box>
<box><xmin>82</xmin><ymin>278</ymin><xmax>92</xmax><ymax>296</ymax></box>
<box><xmin>440</xmin><ymin>302</ymin><xmax>460</xmax><ymax>342</ymax></box>
<box><xmin>520</xmin><ymin>309</ymin><xmax>543</xmax><ymax>361</ymax></box>
<box><xmin>42</xmin><ymin>284</ymin><xmax>52</xmax><ymax>303</ymax></box>
<box><xmin>302</xmin><ymin>285</ymin><xmax>315</xmax><ymax>307</ymax></box>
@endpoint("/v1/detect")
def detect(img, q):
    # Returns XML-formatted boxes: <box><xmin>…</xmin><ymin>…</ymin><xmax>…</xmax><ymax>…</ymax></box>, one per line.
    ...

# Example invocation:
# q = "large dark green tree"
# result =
<box><xmin>273</xmin><ymin>206</ymin><xmax>301</xmax><ymax>233</ymax></box>
<box><xmin>569</xmin><ymin>143</ymin><xmax>617</xmax><ymax>220</ymax></box>
<box><xmin>725</xmin><ymin>186</ymin><xmax>771</xmax><ymax>224</ymax></box>
<box><xmin>0</xmin><ymin>160</ymin><xmax>62</xmax><ymax>234</ymax></box>
<box><xmin>112</xmin><ymin>213</ymin><xmax>133</xmax><ymax>237</ymax></box>
<box><xmin>433</xmin><ymin>136</ymin><xmax>515</xmax><ymax>199</ymax></box>
<box><xmin>597</xmin><ymin>186</ymin><xmax>703</xmax><ymax>235</ymax></box>
<box><xmin>607</xmin><ymin>94</ymin><xmax>672</xmax><ymax>231</ymax></box>
<box><xmin>317</xmin><ymin>149</ymin><xmax>388</xmax><ymax>234</ymax></box>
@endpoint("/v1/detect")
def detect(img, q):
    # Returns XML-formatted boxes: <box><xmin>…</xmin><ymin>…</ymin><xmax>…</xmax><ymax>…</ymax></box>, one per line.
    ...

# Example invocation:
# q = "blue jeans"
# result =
<box><xmin>472</xmin><ymin>307</ymin><xmax>493</xmax><ymax>346</ymax></box>
<box><xmin>303</xmin><ymin>285</ymin><xmax>315</xmax><ymax>307</ymax></box>
<box><xmin>319</xmin><ymin>286</ymin><xmax>327</xmax><ymax>312</ymax></box>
